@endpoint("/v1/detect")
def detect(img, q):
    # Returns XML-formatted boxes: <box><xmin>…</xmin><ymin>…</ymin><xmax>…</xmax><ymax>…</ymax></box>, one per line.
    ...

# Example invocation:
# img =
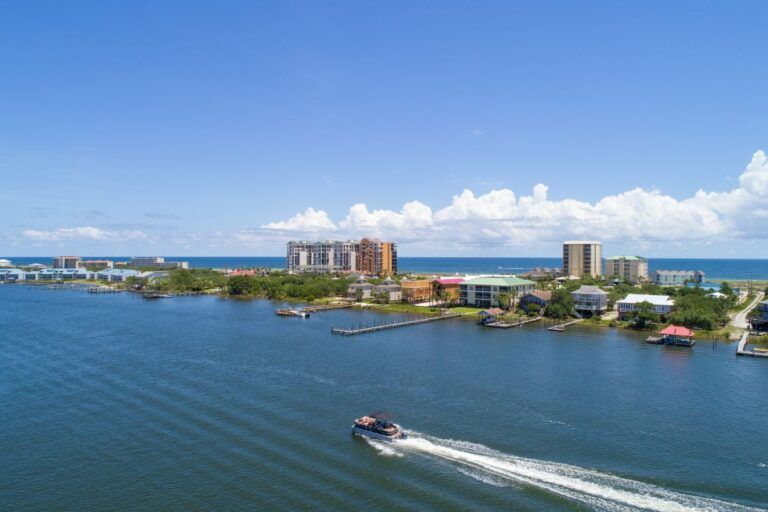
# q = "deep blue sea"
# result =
<box><xmin>5</xmin><ymin>256</ymin><xmax>768</xmax><ymax>280</ymax></box>
<box><xmin>2</xmin><ymin>284</ymin><xmax>766</xmax><ymax>511</ymax></box>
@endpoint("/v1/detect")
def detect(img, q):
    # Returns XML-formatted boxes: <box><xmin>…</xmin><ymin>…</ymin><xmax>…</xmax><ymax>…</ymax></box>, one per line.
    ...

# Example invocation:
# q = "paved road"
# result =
<box><xmin>731</xmin><ymin>291</ymin><xmax>765</xmax><ymax>329</ymax></box>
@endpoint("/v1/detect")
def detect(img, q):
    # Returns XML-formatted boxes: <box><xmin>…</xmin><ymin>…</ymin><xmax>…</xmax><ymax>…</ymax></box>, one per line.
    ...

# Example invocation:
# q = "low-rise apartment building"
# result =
<box><xmin>129</xmin><ymin>257</ymin><xmax>189</xmax><ymax>269</ymax></box>
<box><xmin>97</xmin><ymin>269</ymin><xmax>140</xmax><ymax>282</ymax></box>
<box><xmin>400</xmin><ymin>279</ymin><xmax>433</xmax><ymax>303</ymax></box>
<box><xmin>459</xmin><ymin>277</ymin><xmax>536</xmax><ymax>308</ymax></box>
<box><xmin>653</xmin><ymin>270</ymin><xmax>705</xmax><ymax>286</ymax></box>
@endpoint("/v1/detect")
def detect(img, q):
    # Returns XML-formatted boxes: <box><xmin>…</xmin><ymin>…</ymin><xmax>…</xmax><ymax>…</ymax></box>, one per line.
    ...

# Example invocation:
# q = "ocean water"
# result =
<box><xmin>5</xmin><ymin>256</ymin><xmax>768</xmax><ymax>280</ymax></box>
<box><xmin>2</xmin><ymin>284</ymin><xmax>767</xmax><ymax>511</ymax></box>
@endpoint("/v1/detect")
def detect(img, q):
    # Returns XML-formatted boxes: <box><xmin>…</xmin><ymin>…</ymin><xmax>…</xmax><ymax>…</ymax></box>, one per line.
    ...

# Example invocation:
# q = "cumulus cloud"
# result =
<box><xmin>262</xmin><ymin>150</ymin><xmax>768</xmax><ymax>247</ymax></box>
<box><xmin>261</xmin><ymin>207</ymin><xmax>337</xmax><ymax>232</ymax></box>
<box><xmin>22</xmin><ymin>226</ymin><xmax>147</xmax><ymax>242</ymax></box>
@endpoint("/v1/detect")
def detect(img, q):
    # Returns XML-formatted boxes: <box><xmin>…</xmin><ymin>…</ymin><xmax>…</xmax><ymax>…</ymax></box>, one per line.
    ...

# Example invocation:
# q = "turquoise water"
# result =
<box><xmin>2</xmin><ymin>285</ymin><xmax>767</xmax><ymax>511</ymax></box>
<box><xmin>5</xmin><ymin>256</ymin><xmax>768</xmax><ymax>279</ymax></box>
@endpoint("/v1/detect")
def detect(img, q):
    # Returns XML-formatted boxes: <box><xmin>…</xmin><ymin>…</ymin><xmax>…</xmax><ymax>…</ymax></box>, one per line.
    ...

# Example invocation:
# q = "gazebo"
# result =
<box><xmin>658</xmin><ymin>325</ymin><xmax>695</xmax><ymax>347</ymax></box>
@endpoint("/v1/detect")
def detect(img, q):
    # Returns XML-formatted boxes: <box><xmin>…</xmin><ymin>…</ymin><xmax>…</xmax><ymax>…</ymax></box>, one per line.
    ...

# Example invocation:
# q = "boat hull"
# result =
<box><xmin>351</xmin><ymin>425</ymin><xmax>406</xmax><ymax>441</ymax></box>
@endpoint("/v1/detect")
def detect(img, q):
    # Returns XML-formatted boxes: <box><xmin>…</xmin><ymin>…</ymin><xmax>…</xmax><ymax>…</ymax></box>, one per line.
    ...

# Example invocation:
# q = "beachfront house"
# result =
<box><xmin>459</xmin><ymin>276</ymin><xmax>536</xmax><ymax>308</ymax></box>
<box><xmin>616</xmin><ymin>294</ymin><xmax>675</xmax><ymax>320</ymax></box>
<box><xmin>96</xmin><ymin>269</ymin><xmax>139</xmax><ymax>282</ymax></box>
<box><xmin>372</xmin><ymin>277</ymin><xmax>402</xmax><ymax>302</ymax></box>
<box><xmin>653</xmin><ymin>270</ymin><xmax>705</xmax><ymax>286</ymax></box>
<box><xmin>347</xmin><ymin>277</ymin><xmax>373</xmax><ymax>300</ymax></box>
<box><xmin>571</xmin><ymin>285</ymin><xmax>608</xmax><ymax>317</ymax></box>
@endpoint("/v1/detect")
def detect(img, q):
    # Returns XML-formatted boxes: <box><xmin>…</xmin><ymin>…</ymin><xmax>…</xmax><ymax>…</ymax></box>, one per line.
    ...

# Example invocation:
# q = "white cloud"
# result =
<box><xmin>22</xmin><ymin>226</ymin><xmax>147</xmax><ymax>242</ymax></box>
<box><xmin>261</xmin><ymin>207</ymin><xmax>337</xmax><ymax>232</ymax></box>
<box><xmin>262</xmin><ymin>150</ymin><xmax>768</xmax><ymax>248</ymax></box>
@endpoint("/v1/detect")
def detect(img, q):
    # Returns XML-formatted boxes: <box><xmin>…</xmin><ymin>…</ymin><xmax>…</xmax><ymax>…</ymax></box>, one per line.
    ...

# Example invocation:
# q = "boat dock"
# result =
<box><xmin>548</xmin><ymin>319</ymin><xmax>583</xmax><ymax>332</ymax></box>
<box><xmin>331</xmin><ymin>313</ymin><xmax>462</xmax><ymax>336</ymax></box>
<box><xmin>485</xmin><ymin>316</ymin><xmax>543</xmax><ymax>329</ymax></box>
<box><xmin>88</xmin><ymin>286</ymin><xmax>120</xmax><ymax>293</ymax></box>
<box><xmin>303</xmin><ymin>304</ymin><xmax>352</xmax><ymax>313</ymax></box>
<box><xmin>736</xmin><ymin>332</ymin><xmax>768</xmax><ymax>358</ymax></box>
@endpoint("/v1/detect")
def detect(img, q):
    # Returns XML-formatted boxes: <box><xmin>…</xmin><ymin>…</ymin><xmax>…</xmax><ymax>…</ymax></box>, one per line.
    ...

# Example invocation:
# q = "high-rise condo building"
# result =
<box><xmin>286</xmin><ymin>239</ymin><xmax>397</xmax><ymax>275</ymax></box>
<box><xmin>605</xmin><ymin>255</ymin><xmax>648</xmax><ymax>283</ymax></box>
<box><xmin>562</xmin><ymin>241</ymin><xmax>602</xmax><ymax>278</ymax></box>
<box><xmin>52</xmin><ymin>256</ymin><xmax>83</xmax><ymax>269</ymax></box>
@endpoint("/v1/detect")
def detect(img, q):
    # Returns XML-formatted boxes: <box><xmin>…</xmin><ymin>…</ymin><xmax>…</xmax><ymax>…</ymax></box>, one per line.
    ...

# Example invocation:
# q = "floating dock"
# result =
<box><xmin>736</xmin><ymin>332</ymin><xmax>768</xmax><ymax>358</ymax></box>
<box><xmin>331</xmin><ymin>313</ymin><xmax>462</xmax><ymax>336</ymax></box>
<box><xmin>548</xmin><ymin>319</ymin><xmax>583</xmax><ymax>332</ymax></box>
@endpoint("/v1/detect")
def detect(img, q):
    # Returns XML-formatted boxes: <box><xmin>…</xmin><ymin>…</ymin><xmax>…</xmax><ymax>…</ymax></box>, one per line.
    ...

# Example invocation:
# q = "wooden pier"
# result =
<box><xmin>736</xmin><ymin>332</ymin><xmax>768</xmax><ymax>358</ymax></box>
<box><xmin>88</xmin><ymin>286</ymin><xmax>120</xmax><ymax>294</ymax></box>
<box><xmin>303</xmin><ymin>303</ymin><xmax>352</xmax><ymax>313</ymax></box>
<box><xmin>548</xmin><ymin>319</ymin><xmax>583</xmax><ymax>332</ymax></box>
<box><xmin>331</xmin><ymin>313</ymin><xmax>462</xmax><ymax>336</ymax></box>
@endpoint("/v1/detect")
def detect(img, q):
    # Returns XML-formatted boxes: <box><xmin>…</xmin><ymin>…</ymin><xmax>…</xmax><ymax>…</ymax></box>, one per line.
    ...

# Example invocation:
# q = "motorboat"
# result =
<box><xmin>351</xmin><ymin>413</ymin><xmax>406</xmax><ymax>441</ymax></box>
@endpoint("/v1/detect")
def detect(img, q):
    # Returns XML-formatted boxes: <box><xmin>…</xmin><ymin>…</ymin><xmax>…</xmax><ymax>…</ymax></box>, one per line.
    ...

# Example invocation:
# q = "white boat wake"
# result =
<box><xmin>366</xmin><ymin>432</ymin><xmax>763</xmax><ymax>512</ymax></box>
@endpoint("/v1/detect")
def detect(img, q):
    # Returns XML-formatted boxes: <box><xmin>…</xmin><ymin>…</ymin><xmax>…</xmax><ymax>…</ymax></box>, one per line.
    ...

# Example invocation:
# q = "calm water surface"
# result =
<box><xmin>2</xmin><ymin>285</ymin><xmax>767</xmax><ymax>511</ymax></box>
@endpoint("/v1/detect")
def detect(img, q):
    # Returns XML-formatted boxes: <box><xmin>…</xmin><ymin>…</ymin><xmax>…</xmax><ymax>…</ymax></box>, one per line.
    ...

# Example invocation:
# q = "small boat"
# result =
<box><xmin>352</xmin><ymin>413</ymin><xmax>406</xmax><ymax>441</ymax></box>
<box><xmin>646</xmin><ymin>336</ymin><xmax>663</xmax><ymax>344</ymax></box>
<box><xmin>143</xmin><ymin>292</ymin><xmax>172</xmax><ymax>299</ymax></box>
<box><xmin>276</xmin><ymin>308</ymin><xmax>310</xmax><ymax>318</ymax></box>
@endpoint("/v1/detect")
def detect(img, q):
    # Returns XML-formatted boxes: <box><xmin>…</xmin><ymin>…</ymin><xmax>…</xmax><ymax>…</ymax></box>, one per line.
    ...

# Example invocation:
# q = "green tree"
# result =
<box><xmin>497</xmin><ymin>292</ymin><xmax>511</xmax><ymax>310</ymax></box>
<box><xmin>546</xmin><ymin>288</ymin><xmax>574</xmax><ymax>319</ymax></box>
<box><xmin>630</xmin><ymin>301</ymin><xmax>659</xmax><ymax>329</ymax></box>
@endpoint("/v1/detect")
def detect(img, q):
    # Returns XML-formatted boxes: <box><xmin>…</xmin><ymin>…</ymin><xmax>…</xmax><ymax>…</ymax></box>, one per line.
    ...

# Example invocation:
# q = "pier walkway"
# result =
<box><xmin>736</xmin><ymin>332</ymin><xmax>768</xmax><ymax>358</ymax></box>
<box><xmin>548</xmin><ymin>319</ymin><xmax>583</xmax><ymax>332</ymax></box>
<box><xmin>303</xmin><ymin>303</ymin><xmax>352</xmax><ymax>313</ymax></box>
<box><xmin>331</xmin><ymin>313</ymin><xmax>462</xmax><ymax>336</ymax></box>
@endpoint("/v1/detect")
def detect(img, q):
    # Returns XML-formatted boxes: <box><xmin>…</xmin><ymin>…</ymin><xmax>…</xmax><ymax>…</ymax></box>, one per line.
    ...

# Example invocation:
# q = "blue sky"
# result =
<box><xmin>2</xmin><ymin>1</ymin><xmax>768</xmax><ymax>257</ymax></box>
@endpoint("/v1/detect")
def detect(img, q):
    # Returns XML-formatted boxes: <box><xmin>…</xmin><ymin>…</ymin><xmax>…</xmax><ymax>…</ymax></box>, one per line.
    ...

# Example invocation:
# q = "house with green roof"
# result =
<box><xmin>604</xmin><ymin>255</ymin><xmax>648</xmax><ymax>283</ymax></box>
<box><xmin>459</xmin><ymin>276</ymin><xmax>536</xmax><ymax>308</ymax></box>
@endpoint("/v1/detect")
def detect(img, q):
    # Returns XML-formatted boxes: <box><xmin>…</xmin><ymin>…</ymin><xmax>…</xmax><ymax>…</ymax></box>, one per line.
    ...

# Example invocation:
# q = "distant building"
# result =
<box><xmin>571</xmin><ymin>285</ymin><xmax>608</xmax><ymax>317</ymax></box>
<box><xmin>562</xmin><ymin>241</ymin><xmax>602</xmax><ymax>278</ymax></box>
<box><xmin>97</xmin><ymin>269</ymin><xmax>140</xmax><ymax>282</ymax></box>
<box><xmin>459</xmin><ymin>276</ymin><xmax>536</xmax><ymax>308</ymax></box>
<box><xmin>347</xmin><ymin>276</ymin><xmax>373</xmax><ymax>300</ymax></box>
<box><xmin>653</xmin><ymin>270</ymin><xmax>705</xmax><ymax>286</ymax></box>
<box><xmin>519</xmin><ymin>267</ymin><xmax>563</xmax><ymax>280</ymax></box>
<box><xmin>27</xmin><ymin>263</ymin><xmax>47</xmax><ymax>270</ymax></box>
<box><xmin>80</xmin><ymin>259</ymin><xmax>114</xmax><ymax>270</ymax></box>
<box><xmin>287</xmin><ymin>239</ymin><xmax>397</xmax><ymax>275</ymax></box>
<box><xmin>53</xmin><ymin>256</ymin><xmax>82</xmax><ymax>269</ymax></box>
<box><xmin>616</xmin><ymin>294</ymin><xmax>675</xmax><ymax>320</ymax></box>
<box><xmin>400</xmin><ymin>279</ymin><xmax>433</xmax><ymax>303</ymax></box>
<box><xmin>372</xmin><ymin>277</ymin><xmax>402</xmax><ymax>302</ymax></box>
<box><xmin>605</xmin><ymin>256</ymin><xmax>648</xmax><ymax>283</ymax></box>
<box><xmin>129</xmin><ymin>257</ymin><xmax>189</xmax><ymax>269</ymax></box>
<box><xmin>0</xmin><ymin>258</ymin><xmax>11</xmax><ymax>267</ymax></box>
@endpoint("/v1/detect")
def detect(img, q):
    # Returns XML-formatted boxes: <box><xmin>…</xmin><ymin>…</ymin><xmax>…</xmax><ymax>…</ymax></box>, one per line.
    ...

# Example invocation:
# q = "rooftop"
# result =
<box><xmin>462</xmin><ymin>276</ymin><xmax>536</xmax><ymax>287</ymax></box>
<box><xmin>618</xmin><ymin>294</ymin><xmax>674</xmax><ymax>306</ymax></box>
<box><xmin>563</xmin><ymin>240</ymin><xmax>602</xmax><ymax>245</ymax></box>
<box><xmin>606</xmin><ymin>255</ymin><xmax>647</xmax><ymax>261</ymax></box>
<box><xmin>572</xmin><ymin>285</ymin><xmax>608</xmax><ymax>295</ymax></box>
<box><xmin>659</xmin><ymin>325</ymin><xmax>694</xmax><ymax>337</ymax></box>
